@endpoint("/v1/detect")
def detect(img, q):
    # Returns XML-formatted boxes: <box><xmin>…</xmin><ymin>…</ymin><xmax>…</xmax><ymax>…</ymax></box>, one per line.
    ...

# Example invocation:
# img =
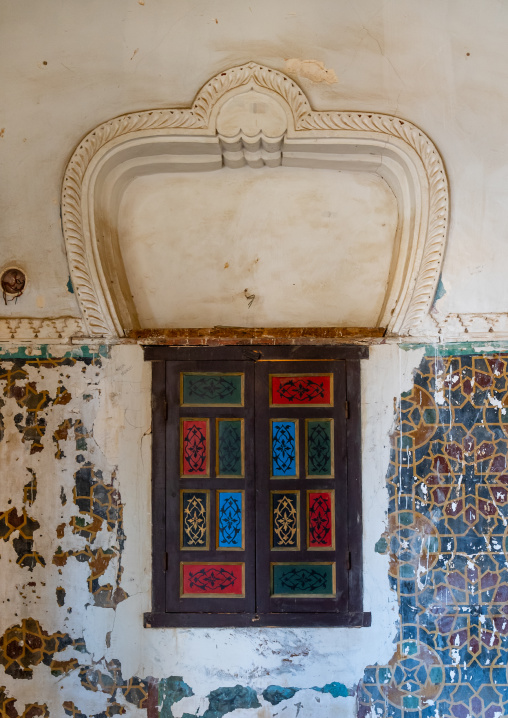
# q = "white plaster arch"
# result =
<box><xmin>61</xmin><ymin>62</ymin><xmax>449</xmax><ymax>338</ymax></box>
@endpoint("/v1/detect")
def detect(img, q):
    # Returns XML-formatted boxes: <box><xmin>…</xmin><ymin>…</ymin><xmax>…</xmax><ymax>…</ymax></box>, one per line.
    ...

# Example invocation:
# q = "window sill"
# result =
<box><xmin>144</xmin><ymin>611</ymin><xmax>371</xmax><ymax>628</ymax></box>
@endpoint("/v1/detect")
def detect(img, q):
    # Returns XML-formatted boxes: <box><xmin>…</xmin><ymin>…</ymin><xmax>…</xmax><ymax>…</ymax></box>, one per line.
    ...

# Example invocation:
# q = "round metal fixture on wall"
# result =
<box><xmin>1</xmin><ymin>267</ymin><xmax>27</xmax><ymax>304</ymax></box>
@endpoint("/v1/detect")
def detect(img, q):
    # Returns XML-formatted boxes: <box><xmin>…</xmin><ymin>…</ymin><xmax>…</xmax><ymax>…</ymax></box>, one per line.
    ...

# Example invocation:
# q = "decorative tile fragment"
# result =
<box><xmin>359</xmin><ymin>353</ymin><xmax>508</xmax><ymax>718</ymax></box>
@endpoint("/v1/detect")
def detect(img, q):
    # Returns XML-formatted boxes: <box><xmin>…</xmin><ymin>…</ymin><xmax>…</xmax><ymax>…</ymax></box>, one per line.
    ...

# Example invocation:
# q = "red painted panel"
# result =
<box><xmin>181</xmin><ymin>563</ymin><xmax>244</xmax><ymax>596</ymax></box>
<box><xmin>181</xmin><ymin>419</ymin><xmax>209</xmax><ymax>476</ymax></box>
<box><xmin>271</xmin><ymin>375</ymin><xmax>332</xmax><ymax>405</ymax></box>
<box><xmin>308</xmin><ymin>492</ymin><xmax>333</xmax><ymax>548</ymax></box>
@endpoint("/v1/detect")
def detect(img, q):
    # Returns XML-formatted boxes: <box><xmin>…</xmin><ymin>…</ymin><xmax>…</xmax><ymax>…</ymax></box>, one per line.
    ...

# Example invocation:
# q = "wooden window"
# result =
<box><xmin>144</xmin><ymin>346</ymin><xmax>370</xmax><ymax>628</ymax></box>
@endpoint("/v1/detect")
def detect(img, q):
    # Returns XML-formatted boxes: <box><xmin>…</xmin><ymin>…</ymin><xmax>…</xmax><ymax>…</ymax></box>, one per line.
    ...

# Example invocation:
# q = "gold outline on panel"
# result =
<box><xmin>216</xmin><ymin>490</ymin><xmax>245</xmax><ymax>551</ymax></box>
<box><xmin>305</xmin><ymin>418</ymin><xmax>335</xmax><ymax>479</ymax></box>
<box><xmin>270</xmin><ymin>418</ymin><xmax>299</xmax><ymax>479</ymax></box>
<box><xmin>269</xmin><ymin>373</ymin><xmax>334</xmax><ymax>408</ymax></box>
<box><xmin>180</xmin><ymin>561</ymin><xmax>245</xmax><ymax>598</ymax></box>
<box><xmin>270</xmin><ymin>562</ymin><xmax>336</xmax><ymax>598</ymax></box>
<box><xmin>216</xmin><ymin>418</ymin><xmax>245</xmax><ymax>479</ymax></box>
<box><xmin>180</xmin><ymin>489</ymin><xmax>210</xmax><ymax>550</ymax></box>
<box><xmin>270</xmin><ymin>490</ymin><xmax>300</xmax><ymax>551</ymax></box>
<box><xmin>306</xmin><ymin>490</ymin><xmax>335</xmax><ymax>551</ymax></box>
<box><xmin>180</xmin><ymin>372</ymin><xmax>245</xmax><ymax>407</ymax></box>
<box><xmin>180</xmin><ymin>418</ymin><xmax>211</xmax><ymax>478</ymax></box>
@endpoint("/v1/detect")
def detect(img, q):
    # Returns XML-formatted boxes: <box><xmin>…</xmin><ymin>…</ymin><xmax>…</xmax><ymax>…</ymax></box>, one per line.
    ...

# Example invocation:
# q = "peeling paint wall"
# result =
<box><xmin>3</xmin><ymin>1</ymin><xmax>508</xmax><ymax>716</ymax></box>
<box><xmin>359</xmin><ymin>349</ymin><xmax>508</xmax><ymax>718</ymax></box>
<box><xmin>4</xmin><ymin>344</ymin><xmax>508</xmax><ymax>717</ymax></box>
<box><xmin>0</xmin><ymin>343</ymin><xmax>398</xmax><ymax>717</ymax></box>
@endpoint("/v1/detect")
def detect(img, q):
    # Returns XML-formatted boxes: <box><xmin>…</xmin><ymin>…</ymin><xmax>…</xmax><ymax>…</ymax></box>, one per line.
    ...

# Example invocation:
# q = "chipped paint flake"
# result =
<box><xmin>285</xmin><ymin>58</ymin><xmax>338</xmax><ymax>84</ymax></box>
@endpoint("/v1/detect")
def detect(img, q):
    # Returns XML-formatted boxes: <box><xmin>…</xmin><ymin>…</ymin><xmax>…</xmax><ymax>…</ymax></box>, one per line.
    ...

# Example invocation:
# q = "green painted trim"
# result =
<box><xmin>400</xmin><ymin>341</ymin><xmax>508</xmax><ymax>356</ymax></box>
<box><xmin>0</xmin><ymin>344</ymin><xmax>110</xmax><ymax>360</ymax></box>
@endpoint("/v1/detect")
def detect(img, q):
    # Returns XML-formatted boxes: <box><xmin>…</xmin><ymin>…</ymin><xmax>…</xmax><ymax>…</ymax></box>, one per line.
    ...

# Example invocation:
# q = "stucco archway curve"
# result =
<box><xmin>61</xmin><ymin>62</ymin><xmax>449</xmax><ymax>339</ymax></box>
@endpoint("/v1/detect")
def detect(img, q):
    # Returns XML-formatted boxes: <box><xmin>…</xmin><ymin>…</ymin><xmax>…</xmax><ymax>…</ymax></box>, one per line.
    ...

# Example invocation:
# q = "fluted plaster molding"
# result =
<box><xmin>61</xmin><ymin>62</ymin><xmax>449</xmax><ymax>338</ymax></box>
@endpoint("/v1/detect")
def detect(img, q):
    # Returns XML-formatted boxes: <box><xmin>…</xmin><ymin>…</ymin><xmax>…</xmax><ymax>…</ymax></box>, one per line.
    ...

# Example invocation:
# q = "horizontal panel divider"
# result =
<box><xmin>145</xmin><ymin>345</ymin><xmax>369</xmax><ymax>361</ymax></box>
<box><xmin>144</xmin><ymin>611</ymin><xmax>372</xmax><ymax>628</ymax></box>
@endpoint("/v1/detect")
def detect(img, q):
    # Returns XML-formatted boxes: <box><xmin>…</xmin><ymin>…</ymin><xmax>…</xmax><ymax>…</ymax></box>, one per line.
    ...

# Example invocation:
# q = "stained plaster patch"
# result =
<box><xmin>0</xmin><ymin>350</ymin><xmax>133</xmax><ymax>715</ymax></box>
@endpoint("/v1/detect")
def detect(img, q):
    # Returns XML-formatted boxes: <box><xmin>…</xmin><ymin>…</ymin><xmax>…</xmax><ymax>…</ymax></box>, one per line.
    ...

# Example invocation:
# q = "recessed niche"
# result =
<box><xmin>62</xmin><ymin>63</ymin><xmax>448</xmax><ymax>337</ymax></box>
<box><xmin>117</xmin><ymin>166</ymin><xmax>398</xmax><ymax>329</ymax></box>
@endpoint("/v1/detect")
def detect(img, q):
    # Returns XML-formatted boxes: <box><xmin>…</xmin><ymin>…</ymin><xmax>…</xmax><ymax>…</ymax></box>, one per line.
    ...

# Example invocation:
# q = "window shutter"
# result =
<box><xmin>165</xmin><ymin>360</ymin><xmax>256</xmax><ymax>615</ymax></box>
<box><xmin>254</xmin><ymin>360</ymin><xmax>349</xmax><ymax>616</ymax></box>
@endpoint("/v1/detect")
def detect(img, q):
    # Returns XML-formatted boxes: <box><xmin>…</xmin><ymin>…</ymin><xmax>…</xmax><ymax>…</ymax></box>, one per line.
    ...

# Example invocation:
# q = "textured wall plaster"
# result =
<box><xmin>3</xmin><ymin>342</ymin><xmax>508</xmax><ymax>716</ymax></box>
<box><xmin>2</xmin><ymin>0</ymin><xmax>508</xmax><ymax>321</ymax></box>
<box><xmin>117</xmin><ymin>167</ymin><xmax>397</xmax><ymax>329</ymax></box>
<box><xmin>0</xmin><ymin>343</ymin><xmax>405</xmax><ymax>717</ymax></box>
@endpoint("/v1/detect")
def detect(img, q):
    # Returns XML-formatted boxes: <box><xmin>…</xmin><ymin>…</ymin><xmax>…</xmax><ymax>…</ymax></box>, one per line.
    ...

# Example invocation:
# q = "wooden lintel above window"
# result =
<box><xmin>128</xmin><ymin>326</ymin><xmax>385</xmax><ymax>345</ymax></box>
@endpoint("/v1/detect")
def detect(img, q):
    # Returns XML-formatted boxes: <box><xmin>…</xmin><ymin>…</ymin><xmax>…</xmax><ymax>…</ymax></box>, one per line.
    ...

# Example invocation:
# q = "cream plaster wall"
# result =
<box><xmin>2</xmin><ymin>0</ymin><xmax>508</xmax><ymax>321</ymax></box>
<box><xmin>118</xmin><ymin>167</ymin><xmax>397</xmax><ymax>328</ymax></box>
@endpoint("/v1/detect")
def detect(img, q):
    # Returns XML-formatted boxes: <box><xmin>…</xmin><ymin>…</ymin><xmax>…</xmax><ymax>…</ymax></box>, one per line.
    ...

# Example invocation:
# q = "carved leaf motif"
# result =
<box><xmin>61</xmin><ymin>63</ymin><xmax>448</xmax><ymax>338</ymax></box>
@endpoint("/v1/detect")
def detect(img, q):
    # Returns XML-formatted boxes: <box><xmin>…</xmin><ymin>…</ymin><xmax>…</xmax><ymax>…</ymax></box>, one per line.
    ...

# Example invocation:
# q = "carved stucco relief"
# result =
<box><xmin>55</xmin><ymin>63</ymin><xmax>448</xmax><ymax>339</ymax></box>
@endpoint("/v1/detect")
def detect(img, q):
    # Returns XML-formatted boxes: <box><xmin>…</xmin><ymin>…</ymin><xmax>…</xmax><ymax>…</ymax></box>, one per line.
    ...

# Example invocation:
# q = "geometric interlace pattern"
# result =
<box><xmin>359</xmin><ymin>354</ymin><xmax>508</xmax><ymax>718</ymax></box>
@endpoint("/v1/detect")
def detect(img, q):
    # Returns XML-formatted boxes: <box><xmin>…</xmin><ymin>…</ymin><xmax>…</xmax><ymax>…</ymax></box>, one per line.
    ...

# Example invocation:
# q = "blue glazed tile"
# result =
<box><xmin>361</xmin><ymin>353</ymin><xmax>508</xmax><ymax>718</ymax></box>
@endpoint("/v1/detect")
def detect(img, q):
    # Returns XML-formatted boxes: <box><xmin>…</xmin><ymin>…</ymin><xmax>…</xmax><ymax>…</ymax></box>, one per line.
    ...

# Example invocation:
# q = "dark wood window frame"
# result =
<box><xmin>143</xmin><ymin>345</ymin><xmax>371</xmax><ymax>628</ymax></box>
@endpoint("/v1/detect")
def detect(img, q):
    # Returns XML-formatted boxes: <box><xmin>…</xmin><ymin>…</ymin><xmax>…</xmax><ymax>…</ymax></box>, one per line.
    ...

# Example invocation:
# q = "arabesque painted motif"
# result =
<box><xmin>359</xmin><ymin>353</ymin><xmax>508</xmax><ymax>718</ymax></box>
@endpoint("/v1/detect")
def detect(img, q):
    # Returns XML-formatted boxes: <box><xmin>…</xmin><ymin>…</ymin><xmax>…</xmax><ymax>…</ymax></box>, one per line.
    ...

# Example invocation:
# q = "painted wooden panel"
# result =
<box><xmin>181</xmin><ymin>373</ymin><xmax>244</xmax><ymax>406</ymax></box>
<box><xmin>306</xmin><ymin>419</ymin><xmax>334</xmax><ymax>477</ymax></box>
<box><xmin>271</xmin><ymin>491</ymin><xmax>300</xmax><ymax>550</ymax></box>
<box><xmin>271</xmin><ymin>563</ymin><xmax>336</xmax><ymax>597</ymax></box>
<box><xmin>216</xmin><ymin>491</ymin><xmax>244</xmax><ymax>549</ymax></box>
<box><xmin>216</xmin><ymin>419</ymin><xmax>244</xmax><ymax>477</ymax></box>
<box><xmin>307</xmin><ymin>491</ymin><xmax>335</xmax><ymax>549</ymax></box>
<box><xmin>181</xmin><ymin>490</ymin><xmax>209</xmax><ymax>549</ymax></box>
<box><xmin>271</xmin><ymin>420</ymin><xmax>298</xmax><ymax>477</ymax></box>
<box><xmin>181</xmin><ymin>419</ymin><xmax>210</xmax><ymax>477</ymax></box>
<box><xmin>181</xmin><ymin>563</ymin><xmax>245</xmax><ymax>597</ymax></box>
<box><xmin>270</xmin><ymin>374</ymin><xmax>333</xmax><ymax>406</ymax></box>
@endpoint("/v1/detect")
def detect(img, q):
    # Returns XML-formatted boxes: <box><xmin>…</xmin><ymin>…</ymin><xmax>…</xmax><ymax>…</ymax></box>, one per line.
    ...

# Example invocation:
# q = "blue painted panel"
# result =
<box><xmin>272</xmin><ymin>420</ymin><xmax>297</xmax><ymax>477</ymax></box>
<box><xmin>217</xmin><ymin>491</ymin><xmax>243</xmax><ymax>549</ymax></box>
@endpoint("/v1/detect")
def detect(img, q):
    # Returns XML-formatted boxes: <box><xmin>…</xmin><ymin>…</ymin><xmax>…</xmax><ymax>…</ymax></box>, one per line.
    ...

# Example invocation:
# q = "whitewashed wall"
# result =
<box><xmin>1</xmin><ymin>0</ymin><xmax>508</xmax><ymax>320</ymax></box>
<box><xmin>0</xmin><ymin>342</ymin><xmax>423</xmax><ymax>717</ymax></box>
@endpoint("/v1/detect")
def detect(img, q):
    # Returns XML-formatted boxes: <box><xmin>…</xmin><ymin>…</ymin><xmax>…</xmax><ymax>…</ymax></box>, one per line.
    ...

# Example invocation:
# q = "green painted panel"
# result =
<box><xmin>306</xmin><ymin>419</ymin><xmax>332</xmax><ymax>476</ymax></box>
<box><xmin>217</xmin><ymin>420</ymin><xmax>243</xmax><ymax>476</ymax></box>
<box><xmin>182</xmin><ymin>373</ymin><xmax>243</xmax><ymax>405</ymax></box>
<box><xmin>271</xmin><ymin>563</ymin><xmax>335</xmax><ymax>596</ymax></box>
